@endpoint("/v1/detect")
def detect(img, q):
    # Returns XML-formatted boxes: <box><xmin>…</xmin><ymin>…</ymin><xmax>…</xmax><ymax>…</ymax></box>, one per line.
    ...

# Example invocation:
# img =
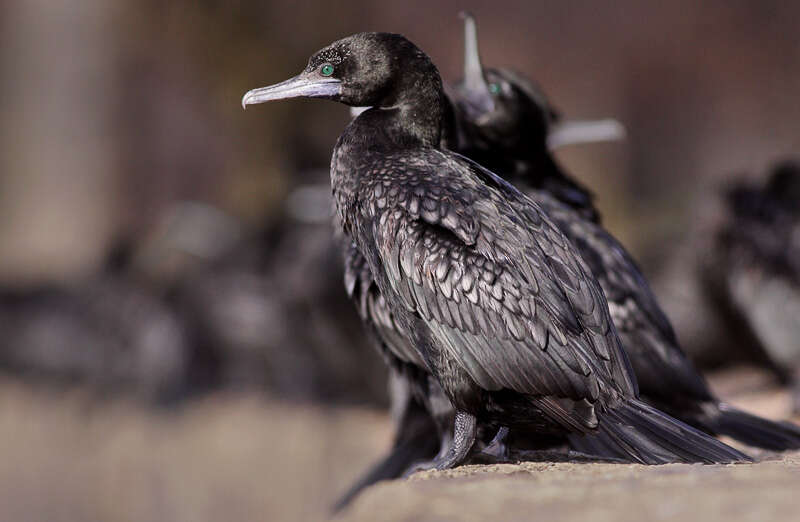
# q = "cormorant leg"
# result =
<box><xmin>403</xmin><ymin>411</ymin><xmax>477</xmax><ymax>475</ymax></box>
<box><xmin>434</xmin><ymin>411</ymin><xmax>478</xmax><ymax>469</ymax></box>
<box><xmin>481</xmin><ymin>426</ymin><xmax>509</xmax><ymax>458</ymax></box>
<box><xmin>791</xmin><ymin>374</ymin><xmax>800</xmax><ymax>415</ymax></box>
<box><xmin>433</xmin><ymin>429</ymin><xmax>454</xmax><ymax>461</ymax></box>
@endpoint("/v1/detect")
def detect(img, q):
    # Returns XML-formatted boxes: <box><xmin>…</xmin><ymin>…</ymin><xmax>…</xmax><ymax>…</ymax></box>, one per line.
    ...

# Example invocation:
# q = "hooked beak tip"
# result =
<box><xmin>241</xmin><ymin>89</ymin><xmax>256</xmax><ymax>110</ymax></box>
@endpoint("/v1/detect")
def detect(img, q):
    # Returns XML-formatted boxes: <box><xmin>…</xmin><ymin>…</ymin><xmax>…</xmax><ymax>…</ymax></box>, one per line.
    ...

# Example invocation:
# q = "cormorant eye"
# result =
<box><xmin>320</xmin><ymin>64</ymin><xmax>335</xmax><ymax>77</ymax></box>
<box><xmin>488</xmin><ymin>83</ymin><xmax>501</xmax><ymax>95</ymax></box>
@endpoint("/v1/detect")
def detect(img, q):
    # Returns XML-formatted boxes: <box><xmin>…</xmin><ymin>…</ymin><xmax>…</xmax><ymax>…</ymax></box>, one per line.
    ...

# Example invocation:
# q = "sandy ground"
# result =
<box><xmin>0</xmin><ymin>380</ymin><xmax>389</xmax><ymax>522</ymax></box>
<box><xmin>0</xmin><ymin>367</ymin><xmax>797</xmax><ymax>522</ymax></box>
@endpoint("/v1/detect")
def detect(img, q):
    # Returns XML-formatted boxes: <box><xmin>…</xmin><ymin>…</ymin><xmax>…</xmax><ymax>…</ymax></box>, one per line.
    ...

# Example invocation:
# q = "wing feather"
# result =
<box><xmin>359</xmin><ymin>150</ymin><xmax>635</xmax><ymax>407</ymax></box>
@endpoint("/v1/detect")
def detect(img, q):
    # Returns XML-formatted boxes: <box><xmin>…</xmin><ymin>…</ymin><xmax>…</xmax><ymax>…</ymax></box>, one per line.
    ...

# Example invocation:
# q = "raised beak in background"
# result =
<box><xmin>242</xmin><ymin>74</ymin><xmax>342</xmax><ymax>109</ymax></box>
<box><xmin>458</xmin><ymin>12</ymin><xmax>495</xmax><ymax>117</ymax></box>
<box><xmin>547</xmin><ymin>118</ymin><xmax>627</xmax><ymax>150</ymax></box>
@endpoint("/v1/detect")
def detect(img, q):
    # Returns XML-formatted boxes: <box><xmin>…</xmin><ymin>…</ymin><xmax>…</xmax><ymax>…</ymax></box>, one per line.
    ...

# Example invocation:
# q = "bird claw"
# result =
<box><xmin>480</xmin><ymin>426</ymin><xmax>509</xmax><ymax>459</ymax></box>
<box><xmin>401</xmin><ymin>459</ymin><xmax>437</xmax><ymax>478</ymax></box>
<box><xmin>402</xmin><ymin>412</ymin><xmax>478</xmax><ymax>477</ymax></box>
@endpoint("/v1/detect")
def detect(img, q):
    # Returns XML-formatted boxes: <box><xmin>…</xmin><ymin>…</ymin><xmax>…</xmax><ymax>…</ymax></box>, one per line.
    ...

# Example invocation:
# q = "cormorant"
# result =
<box><xmin>448</xmin><ymin>14</ymin><xmax>800</xmax><ymax>452</ymax></box>
<box><xmin>333</xmin><ymin>19</ymin><xmax>799</xmax><ymax>509</ymax></box>
<box><xmin>712</xmin><ymin>161</ymin><xmax>800</xmax><ymax>412</ymax></box>
<box><xmin>451</xmin><ymin>14</ymin><xmax>623</xmax><ymax>224</ymax></box>
<box><xmin>243</xmin><ymin>32</ymin><xmax>748</xmax><ymax>472</ymax></box>
<box><xmin>342</xmin><ymin>21</ymin><xmax>800</xmax><ymax>499</ymax></box>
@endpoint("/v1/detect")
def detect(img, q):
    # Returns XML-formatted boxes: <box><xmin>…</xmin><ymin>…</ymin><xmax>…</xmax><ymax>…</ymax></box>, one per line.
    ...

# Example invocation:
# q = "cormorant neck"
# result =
<box><xmin>369</xmin><ymin>62</ymin><xmax>447</xmax><ymax>149</ymax></box>
<box><xmin>331</xmin><ymin>64</ymin><xmax>447</xmax><ymax>234</ymax></box>
<box><xmin>528</xmin><ymin>149</ymin><xmax>566</xmax><ymax>179</ymax></box>
<box><xmin>527</xmin><ymin>152</ymin><xmax>598</xmax><ymax>221</ymax></box>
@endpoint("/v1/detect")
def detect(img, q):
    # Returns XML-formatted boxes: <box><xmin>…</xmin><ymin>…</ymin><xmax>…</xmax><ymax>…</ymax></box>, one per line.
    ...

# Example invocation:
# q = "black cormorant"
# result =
<box><xmin>343</xmin><ymin>22</ymin><xmax>799</xmax><ymax>498</ymax></box>
<box><xmin>243</xmin><ymin>32</ymin><xmax>748</xmax><ymax>472</ymax></box>
<box><xmin>448</xmin><ymin>14</ymin><xmax>800</xmax><ymax>452</ymax></box>
<box><xmin>331</xmin><ymin>19</ymin><xmax>799</xmax><ymax>509</ymax></box>
<box><xmin>712</xmin><ymin>161</ymin><xmax>800</xmax><ymax>412</ymax></box>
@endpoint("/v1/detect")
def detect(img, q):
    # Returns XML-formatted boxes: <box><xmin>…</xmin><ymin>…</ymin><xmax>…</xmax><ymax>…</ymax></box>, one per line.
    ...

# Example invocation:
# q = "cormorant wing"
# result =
<box><xmin>531</xmin><ymin>192</ymin><xmax>712</xmax><ymax>402</ymax></box>
<box><xmin>343</xmin><ymin>240</ymin><xmax>426</xmax><ymax>367</ymax></box>
<box><xmin>359</xmin><ymin>149</ymin><xmax>636</xmax><ymax>409</ymax></box>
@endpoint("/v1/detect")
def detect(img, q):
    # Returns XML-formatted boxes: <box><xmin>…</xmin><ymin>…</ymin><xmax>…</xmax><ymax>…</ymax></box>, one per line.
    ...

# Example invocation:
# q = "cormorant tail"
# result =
<box><xmin>331</xmin><ymin>429</ymin><xmax>439</xmax><ymax>513</ymax></box>
<box><xmin>692</xmin><ymin>402</ymin><xmax>800</xmax><ymax>451</ymax></box>
<box><xmin>568</xmin><ymin>398</ymin><xmax>752</xmax><ymax>464</ymax></box>
<box><xmin>331</xmin><ymin>395</ymin><xmax>439</xmax><ymax>514</ymax></box>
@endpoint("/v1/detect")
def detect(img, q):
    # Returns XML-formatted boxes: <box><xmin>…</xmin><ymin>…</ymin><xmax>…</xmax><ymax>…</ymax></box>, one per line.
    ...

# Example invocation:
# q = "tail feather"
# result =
<box><xmin>332</xmin><ymin>397</ymin><xmax>439</xmax><ymax>514</ymax></box>
<box><xmin>569</xmin><ymin>398</ymin><xmax>752</xmax><ymax>464</ymax></box>
<box><xmin>331</xmin><ymin>434</ymin><xmax>438</xmax><ymax>513</ymax></box>
<box><xmin>701</xmin><ymin>402</ymin><xmax>800</xmax><ymax>451</ymax></box>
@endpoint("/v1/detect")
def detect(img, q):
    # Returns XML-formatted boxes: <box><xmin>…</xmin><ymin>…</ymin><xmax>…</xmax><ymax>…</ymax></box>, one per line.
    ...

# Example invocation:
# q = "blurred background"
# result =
<box><xmin>1</xmin><ymin>1</ymin><xmax>799</xmax><ymax>521</ymax></box>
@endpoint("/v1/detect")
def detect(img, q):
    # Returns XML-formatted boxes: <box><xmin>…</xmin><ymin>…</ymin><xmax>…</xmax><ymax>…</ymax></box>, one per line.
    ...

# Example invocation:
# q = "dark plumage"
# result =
<box><xmin>712</xmin><ymin>161</ymin><xmax>800</xmax><ymax>412</ymax></box>
<box><xmin>331</xmin><ymin>20</ymin><xmax>799</xmax><ymax>509</ymax></box>
<box><xmin>450</xmin><ymin>16</ymin><xmax>800</xmax><ymax>449</ymax></box>
<box><xmin>0</xmin><ymin>277</ymin><xmax>188</xmax><ymax>403</ymax></box>
<box><xmin>448</xmin><ymin>15</ymin><xmax>800</xmax><ymax>452</ymax></box>
<box><xmin>243</xmin><ymin>30</ymin><xmax>748</xmax><ymax>479</ymax></box>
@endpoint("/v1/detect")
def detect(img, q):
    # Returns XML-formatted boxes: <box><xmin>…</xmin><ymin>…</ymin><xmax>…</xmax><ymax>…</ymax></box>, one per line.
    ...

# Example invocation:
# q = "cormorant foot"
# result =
<box><xmin>481</xmin><ymin>426</ymin><xmax>509</xmax><ymax>459</ymax></box>
<box><xmin>402</xmin><ymin>411</ymin><xmax>477</xmax><ymax>476</ymax></box>
<box><xmin>790</xmin><ymin>379</ymin><xmax>800</xmax><ymax>416</ymax></box>
<box><xmin>465</xmin><ymin>446</ymin><xmax>630</xmax><ymax>466</ymax></box>
<box><xmin>506</xmin><ymin>448</ymin><xmax>627</xmax><ymax>464</ymax></box>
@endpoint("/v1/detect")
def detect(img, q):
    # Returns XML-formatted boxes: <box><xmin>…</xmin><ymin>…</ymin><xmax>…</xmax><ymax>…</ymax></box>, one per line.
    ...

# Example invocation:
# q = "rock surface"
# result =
<box><xmin>0</xmin><ymin>367</ymin><xmax>797</xmax><ymax>522</ymax></box>
<box><xmin>338</xmin><ymin>367</ymin><xmax>800</xmax><ymax>522</ymax></box>
<box><xmin>338</xmin><ymin>454</ymin><xmax>800</xmax><ymax>522</ymax></box>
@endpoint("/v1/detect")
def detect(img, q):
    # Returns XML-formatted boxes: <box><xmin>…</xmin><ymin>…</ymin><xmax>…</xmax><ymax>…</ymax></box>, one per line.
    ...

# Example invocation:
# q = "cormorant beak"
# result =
<box><xmin>242</xmin><ymin>74</ymin><xmax>342</xmax><ymax>109</ymax></box>
<box><xmin>458</xmin><ymin>12</ymin><xmax>495</xmax><ymax>117</ymax></box>
<box><xmin>546</xmin><ymin>119</ymin><xmax>626</xmax><ymax>150</ymax></box>
<box><xmin>349</xmin><ymin>106</ymin><xmax>371</xmax><ymax>118</ymax></box>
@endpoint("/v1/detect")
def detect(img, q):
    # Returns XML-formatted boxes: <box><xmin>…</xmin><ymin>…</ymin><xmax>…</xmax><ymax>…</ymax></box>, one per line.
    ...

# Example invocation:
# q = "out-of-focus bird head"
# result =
<box><xmin>767</xmin><ymin>160</ymin><xmax>800</xmax><ymax>212</ymax></box>
<box><xmin>453</xmin><ymin>13</ymin><xmax>624</xmax><ymax>155</ymax></box>
<box><xmin>452</xmin><ymin>13</ymin><xmax>551</xmax><ymax>154</ymax></box>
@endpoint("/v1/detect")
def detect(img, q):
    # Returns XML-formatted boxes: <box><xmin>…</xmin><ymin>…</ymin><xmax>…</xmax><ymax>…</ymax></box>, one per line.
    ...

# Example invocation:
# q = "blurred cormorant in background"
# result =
<box><xmin>0</xmin><ymin>198</ymin><xmax>388</xmax><ymax>405</ymax></box>
<box><xmin>710</xmin><ymin>161</ymin><xmax>800</xmax><ymax>412</ymax></box>
<box><xmin>0</xmin><ymin>267</ymin><xmax>189</xmax><ymax>403</ymax></box>
<box><xmin>448</xmin><ymin>13</ymin><xmax>800</xmax><ymax>451</ymax></box>
<box><xmin>243</xmin><ymin>31</ymin><xmax>749</xmax><ymax>475</ymax></box>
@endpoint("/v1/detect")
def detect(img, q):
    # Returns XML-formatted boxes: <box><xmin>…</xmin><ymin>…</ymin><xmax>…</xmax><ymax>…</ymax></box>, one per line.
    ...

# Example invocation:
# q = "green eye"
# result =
<box><xmin>320</xmin><ymin>64</ymin><xmax>334</xmax><ymax>77</ymax></box>
<box><xmin>488</xmin><ymin>83</ymin><xmax>501</xmax><ymax>95</ymax></box>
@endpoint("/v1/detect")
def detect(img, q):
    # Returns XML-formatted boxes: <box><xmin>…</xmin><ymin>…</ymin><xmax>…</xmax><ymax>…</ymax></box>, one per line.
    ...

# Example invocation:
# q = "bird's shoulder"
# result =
<box><xmin>356</xmin><ymin>148</ymin><xmax>484</xmax><ymax>246</ymax></box>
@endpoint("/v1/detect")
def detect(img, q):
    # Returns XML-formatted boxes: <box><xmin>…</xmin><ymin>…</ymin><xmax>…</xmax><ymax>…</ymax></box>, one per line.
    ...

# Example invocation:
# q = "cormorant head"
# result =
<box><xmin>726</xmin><ymin>161</ymin><xmax>800</xmax><ymax>218</ymax></box>
<box><xmin>766</xmin><ymin>160</ymin><xmax>800</xmax><ymax>212</ymax></box>
<box><xmin>453</xmin><ymin>13</ymin><xmax>624</xmax><ymax>156</ymax></box>
<box><xmin>242</xmin><ymin>33</ymin><xmax>441</xmax><ymax>110</ymax></box>
<box><xmin>453</xmin><ymin>13</ymin><xmax>552</xmax><ymax>155</ymax></box>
